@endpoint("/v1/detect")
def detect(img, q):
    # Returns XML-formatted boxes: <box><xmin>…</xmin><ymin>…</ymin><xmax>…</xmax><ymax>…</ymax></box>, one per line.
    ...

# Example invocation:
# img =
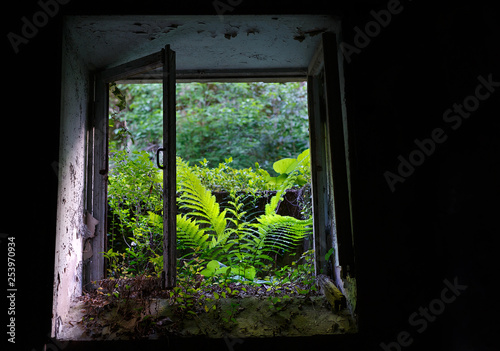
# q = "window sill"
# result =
<box><xmin>60</xmin><ymin>294</ymin><xmax>357</xmax><ymax>340</ymax></box>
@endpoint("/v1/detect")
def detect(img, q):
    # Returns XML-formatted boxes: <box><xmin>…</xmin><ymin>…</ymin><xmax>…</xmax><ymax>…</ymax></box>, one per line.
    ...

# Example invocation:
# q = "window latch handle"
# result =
<box><xmin>156</xmin><ymin>148</ymin><xmax>165</xmax><ymax>169</ymax></box>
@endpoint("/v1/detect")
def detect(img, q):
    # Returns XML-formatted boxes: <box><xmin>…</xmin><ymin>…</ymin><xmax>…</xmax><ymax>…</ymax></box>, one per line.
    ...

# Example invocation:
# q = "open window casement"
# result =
<box><xmin>307</xmin><ymin>33</ymin><xmax>355</xmax><ymax>289</ymax></box>
<box><xmin>85</xmin><ymin>45</ymin><xmax>177</xmax><ymax>290</ymax></box>
<box><xmin>84</xmin><ymin>32</ymin><xmax>355</xmax><ymax>294</ymax></box>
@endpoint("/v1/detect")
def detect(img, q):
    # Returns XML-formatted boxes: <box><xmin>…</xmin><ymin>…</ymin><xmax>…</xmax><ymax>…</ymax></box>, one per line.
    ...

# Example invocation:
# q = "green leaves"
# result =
<box><xmin>109</xmin><ymin>83</ymin><xmax>163</xmax><ymax>153</ymax></box>
<box><xmin>108</xmin><ymin>148</ymin><xmax>313</xmax><ymax>281</ymax></box>
<box><xmin>106</xmin><ymin>150</ymin><xmax>164</xmax><ymax>277</ymax></box>
<box><xmin>200</xmin><ymin>260</ymin><xmax>227</xmax><ymax>277</ymax></box>
<box><xmin>177</xmin><ymin>164</ymin><xmax>229</xmax><ymax>248</ymax></box>
<box><xmin>112</xmin><ymin>82</ymin><xmax>309</xmax><ymax>173</ymax></box>
<box><xmin>198</xmin><ymin>260</ymin><xmax>256</xmax><ymax>283</ymax></box>
<box><xmin>177</xmin><ymin>154</ymin><xmax>312</xmax><ymax>282</ymax></box>
<box><xmin>185</xmin><ymin>157</ymin><xmax>272</xmax><ymax>193</ymax></box>
<box><xmin>273</xmin><ymin>157</ymin><xmax>297</xmax><ymax>174</ymax></box>
<box><xmin>110</xmin><ymin>82</ymin><xmax>127</xmax><ymax>111</ymax></box>
<box><xmin>248</xmin><ymin>213</ymin><xmax>312</xmax><ymax>262</ymax></box>
<box><xmin>176</xmin><ymin>214</ymin><xmax>209</xmax><ymax>249</ymax></box>
<box><xmin>325</xmin><ymin>247</ymin><xmax>335</xmax><ymax>261</ymax></box>
<box><xmin>267</xmin><ymin>148</ymin><xmax>310</xmax><ymax>189</ymax></box>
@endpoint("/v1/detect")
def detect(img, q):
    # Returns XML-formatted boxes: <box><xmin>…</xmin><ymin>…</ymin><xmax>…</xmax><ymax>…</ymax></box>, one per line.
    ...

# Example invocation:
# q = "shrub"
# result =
<box><xmin>106</xmin><ymin>149</ymin><xmax>312</xmax><ymax>281</ymax></box>
<box><xmin>110</xmin><ymin>82</ymin><xmax>309</xmax><ymax>174</ymax></box>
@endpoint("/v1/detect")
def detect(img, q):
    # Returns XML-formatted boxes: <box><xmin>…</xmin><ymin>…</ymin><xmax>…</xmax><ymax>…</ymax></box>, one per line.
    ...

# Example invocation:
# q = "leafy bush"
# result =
<box><xmin>106</xmin><ymin>150</ymin><xmax>163</xmax><ymax>277</ymax></box>
<box><xmin>188</xmin><ymin>157</ymin><xmax>271</xmax><ymax>193</ymax></box>
<box><xmin>171</xmin><ymin>153</ymin><xmax>313</xmax><ymax>281</ymax></box>
<box><xmin>105</xmin><ymin>149</ymin><xmax>312</xmax><ymax>280</ymax></box>
<box><xmin>110</xmin><ymin>82</ymin><xmax>309</xmax><ymax>174</ymax></box>
<box><xmin>109</xmin><ymin>84</ymin><xmax>163</xmax><ymax>153</ymax></box>
<box><xmin>106</xmin><ymin>79</ymin><xmax>312</xmax><ymax>281</ymax></box>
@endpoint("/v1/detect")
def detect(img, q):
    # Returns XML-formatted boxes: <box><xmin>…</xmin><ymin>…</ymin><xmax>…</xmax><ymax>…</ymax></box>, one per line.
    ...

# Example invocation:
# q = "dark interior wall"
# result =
<box><xmin>2</xmin><ymin>0</ymin><xmax>498</xmax><ymax>350</ymax></box>
<box><xmin>342</xmin><ymin>2</ymin><xmax>499</xmax><ymax>350</ymax></box>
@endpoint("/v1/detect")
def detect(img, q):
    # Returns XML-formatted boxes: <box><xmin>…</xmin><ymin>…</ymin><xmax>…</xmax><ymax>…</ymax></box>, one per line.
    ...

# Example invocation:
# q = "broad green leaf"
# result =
<box><xmin>200</xmin><ymin>260</ymin><xmax>221</xmax><ymax>277</ymax></box>
<box><xmin>273</xmin><ymin>158</ymin><xmax>297</xmax><ymax>174</ymax></box>
<box><xmin>297</xmin><ymin>148</ymin><xmax>310</xmax><ymax>162</ymax></box>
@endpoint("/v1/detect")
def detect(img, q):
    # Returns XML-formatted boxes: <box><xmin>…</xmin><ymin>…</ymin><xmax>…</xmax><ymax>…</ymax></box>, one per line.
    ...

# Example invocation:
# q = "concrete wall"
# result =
<box><xmin>51</xmin><ymin>19</ymin><xmax>90</xmax><ymax>338</ymax></box>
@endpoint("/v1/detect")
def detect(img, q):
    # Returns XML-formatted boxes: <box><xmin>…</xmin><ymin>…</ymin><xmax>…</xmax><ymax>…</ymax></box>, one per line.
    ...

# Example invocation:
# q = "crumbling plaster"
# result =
<box><xmin>66</xmin><ymin>15</ymin><xmax>339</xmax><ymax>71</ymax></box>
<box><xmin>52</xmin><ymin>20</ymin><xmax>90</xmax><ymax>338</ymax></box>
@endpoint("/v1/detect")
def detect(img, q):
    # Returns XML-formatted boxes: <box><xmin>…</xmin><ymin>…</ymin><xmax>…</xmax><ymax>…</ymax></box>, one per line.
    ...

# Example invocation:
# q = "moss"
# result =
<box><xmin>343</xmin><ymin>275</ymin><xmax>357</xmax><ymax>316</ymax></box>
<box><xmin>73</xmin><ymin>294</ymin><xmax>357</xmax><ymax>340</ymax></box>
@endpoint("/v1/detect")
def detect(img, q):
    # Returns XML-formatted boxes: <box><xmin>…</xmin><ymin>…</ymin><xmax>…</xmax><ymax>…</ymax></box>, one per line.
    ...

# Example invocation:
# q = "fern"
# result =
<box><xmin>176</xmin><ymin>214</ymin><xmax>209</xmax><ymax>249</ymax></box>
<box><xmin>176</xmin><ymin>156</ymin><xmax>312</xmax><ymax>279</ymax></box>
<box><xmin>178</xmin><ymin>166</ymin><xmax>229</xmax><ymax>248</ymax></box>
<box><xmin>245</xmin><ymin>214</ymin><xmax>312</xmax><ymax>267</ymax></box>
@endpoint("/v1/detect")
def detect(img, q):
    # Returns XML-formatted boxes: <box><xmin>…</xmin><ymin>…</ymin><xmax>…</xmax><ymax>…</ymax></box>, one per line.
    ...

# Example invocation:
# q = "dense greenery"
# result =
<box><xmin>106</xmin><ymin>150</ymin><xmax>164</xmax><ymax>276</ymax></box>
<box><xmin>109</xmin><ymin>82</ymin><xmax>309</xmax><ymax>173</ymax></box>
<box><xmin>172</xmin><ymin>149</ymin><xmax>312</xmax><ymax>282</ymax></box>
<box><xmin>105</xmin><ymin>149</ymin><xmax>312</xmax><ymax>281</ymax></box>
<box><xmin>106</xmin><ymin>82</ymin><xmax>313</xmax><ymax>289</ymax></box>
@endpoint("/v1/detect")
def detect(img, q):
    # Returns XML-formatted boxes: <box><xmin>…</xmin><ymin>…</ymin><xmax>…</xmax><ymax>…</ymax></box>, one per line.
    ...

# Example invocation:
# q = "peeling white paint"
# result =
<box><xmin>67</xmin><ymin>15</ymin><xmax>339</xmax><ymax>71</ymax></box>
<box><xmin>51</xmin><ymin>19</ymin><xmax>89</xmax><ymax>338</ymax></box>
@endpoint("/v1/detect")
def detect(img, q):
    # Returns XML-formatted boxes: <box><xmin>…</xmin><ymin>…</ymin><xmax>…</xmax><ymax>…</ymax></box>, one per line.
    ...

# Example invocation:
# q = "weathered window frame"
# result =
<box><xmin>308</xmin><ymin>32</ymin><xmax>356</xmax><ymax>287</ymax></box>
<box><xmin>84</xmin><ymin>33</ymin><xmax>355</xmax><ymax>297</ymax></box>
<box><xmin>84</xmin><ymin>45</ymin><xmax>177</xmax><ymax>290</ymax></box>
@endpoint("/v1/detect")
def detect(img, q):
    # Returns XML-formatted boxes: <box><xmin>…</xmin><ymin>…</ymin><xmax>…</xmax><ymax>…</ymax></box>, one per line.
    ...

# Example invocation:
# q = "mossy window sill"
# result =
<box><xmin>60</xmin><ymin>295</ymin><xmax>357</xmax><ymax>340</ymax></box>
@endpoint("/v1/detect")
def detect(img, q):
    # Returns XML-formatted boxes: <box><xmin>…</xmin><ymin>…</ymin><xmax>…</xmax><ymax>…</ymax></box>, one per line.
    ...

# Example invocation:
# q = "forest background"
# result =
<box><xmin>110</xmin><ymin>82</ymin><xmax>309</xmax><ymax>173</ymax></box>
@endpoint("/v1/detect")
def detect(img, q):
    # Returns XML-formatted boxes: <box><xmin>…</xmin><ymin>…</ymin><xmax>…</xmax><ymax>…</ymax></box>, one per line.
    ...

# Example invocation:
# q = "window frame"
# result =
<box><xmin>308</xmin><ymin>32</ymin><xmax>356</xmax><ymax>286</ymax></box>
<box><xmin>84</xmin><ymin>46</ymin><xmax>176</xmax><ymax>290</ymax></box>
<box><xmin>85</xmin><ymin>33</ymin><xmax>356</xmax><ymax>297</ymax></box>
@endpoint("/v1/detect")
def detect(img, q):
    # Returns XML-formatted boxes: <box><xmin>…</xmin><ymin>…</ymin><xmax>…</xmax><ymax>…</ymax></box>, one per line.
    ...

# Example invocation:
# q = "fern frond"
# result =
<box><xmin>176</xmin><ymin>156</ymin><xmax>312</xmax><ymax>274</ymax></box>
<box><xmin>242</xmin><ymin>213</ymin><xmax>312</xmax><ymax>266</ymax></box>
<box><xmin>262</xmin><ymin>215</ymin><xmax>311</xmax><ymax>253</ymax></box>
<box><xmin>176</xmin><ymin>213</ymin><xmax>209</xmax><ymax>250</ymax></box>
<box><xmin>178</xmin><ymin>166</ymin><xmax>229</xmax><ymax>247</ymax></box>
